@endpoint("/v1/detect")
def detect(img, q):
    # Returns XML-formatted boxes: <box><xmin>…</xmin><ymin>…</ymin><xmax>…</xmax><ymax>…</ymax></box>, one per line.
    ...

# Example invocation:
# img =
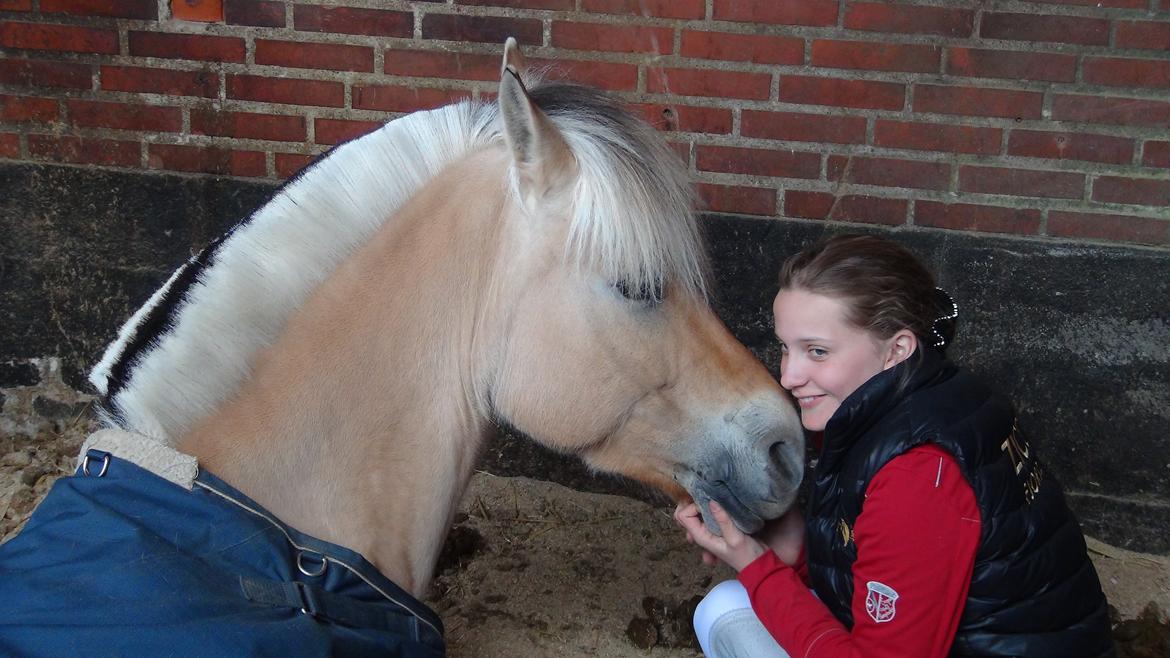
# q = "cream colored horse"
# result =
<box><xmin>88</xmin><ymin>40</ymin><xmax>804</xmax><ymax>599</ymax></box>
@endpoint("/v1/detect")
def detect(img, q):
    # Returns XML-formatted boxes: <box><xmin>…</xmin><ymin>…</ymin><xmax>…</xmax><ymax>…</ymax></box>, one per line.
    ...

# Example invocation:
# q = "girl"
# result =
<box><xmin>674</xmin><ymin>233</ymin><xmax>1113</xmax><ymax>658</ymax></box>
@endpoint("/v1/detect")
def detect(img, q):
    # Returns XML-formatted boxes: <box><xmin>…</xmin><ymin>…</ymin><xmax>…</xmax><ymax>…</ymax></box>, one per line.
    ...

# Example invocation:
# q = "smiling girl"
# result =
<box><xmin>675</xmin><ymin>233</ymin><xmax>1113</xmax><ymax>658</ymax></box>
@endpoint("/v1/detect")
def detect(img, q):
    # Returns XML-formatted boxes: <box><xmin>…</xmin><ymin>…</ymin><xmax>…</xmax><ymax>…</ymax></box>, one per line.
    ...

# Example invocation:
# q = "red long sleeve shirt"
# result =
<box><xmin>739</xmin><ymin>444</ymin><xmax>982</xmax><ymax>658</ymax></box>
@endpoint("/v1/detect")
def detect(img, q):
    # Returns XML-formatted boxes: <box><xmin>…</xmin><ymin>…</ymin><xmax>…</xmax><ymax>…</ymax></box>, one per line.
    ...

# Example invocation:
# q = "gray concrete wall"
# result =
<box><xmin>2</xmin><ymin>161</ymin><xmax>1167</xmax><ymax>552</ymax></box>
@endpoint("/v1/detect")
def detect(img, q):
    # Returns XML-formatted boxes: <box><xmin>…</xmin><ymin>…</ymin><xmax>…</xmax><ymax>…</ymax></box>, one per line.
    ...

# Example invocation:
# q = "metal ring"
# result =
<box><xmin>296</xmin><ymin>551</ymin><xmax>328</xmax><ymax>577</ymax></box>
<box><xmin>82</xmin><ymin>452</ymin><xmax>110</xmax><ymax>478</ymax></box>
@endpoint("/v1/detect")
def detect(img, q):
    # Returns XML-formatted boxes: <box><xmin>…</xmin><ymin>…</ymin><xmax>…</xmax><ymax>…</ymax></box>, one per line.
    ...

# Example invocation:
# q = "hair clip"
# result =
<box><xmin>931</xmin><ymin>287</ymin><xmax>959</xmax><ymax>348</ymax></box>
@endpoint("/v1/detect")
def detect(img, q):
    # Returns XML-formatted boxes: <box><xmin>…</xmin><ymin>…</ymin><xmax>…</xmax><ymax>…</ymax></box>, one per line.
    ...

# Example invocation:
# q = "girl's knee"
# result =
<box><xmin>693</xmin><ymin>580</ymin><xmax>752</xmax><ymax>652</ymax></box>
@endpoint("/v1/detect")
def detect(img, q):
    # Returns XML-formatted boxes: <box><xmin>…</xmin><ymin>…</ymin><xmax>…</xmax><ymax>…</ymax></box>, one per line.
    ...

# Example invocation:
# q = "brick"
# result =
<box><xmin>314</xmin><ymin>118</ymin><xmax>382</xmax><ymax>145</ymax></box>
<box><xmin>780</xmin><ymin>76</ymin><xmax>904</xmax><ymax>110</ymax></box>
<box><xmin>224</xmin><ymin>0</ymin><xmax>284</xmax><ymax>27</ymax></box>
<box><xmin>533</xmin><ymin>58</ymin><xmax>638</xmax><ymax>91</ymax></box>
<box><xmin>1052</xmin><ymin>94</ymin><xmax>1170</xmax><ymax>128</ymax></box>
<box><xmin>27</xmin><ymin>134</ymin><xmax>139</xmax><ymax>167</ymax></box>
<box><xmin>228</xmin><ymin>75</ymin><xmax>345</xmax><ymax>108</ymax></box>
<box><xmin>783</xmin><ymin>190</ymin><xmax>834</xmax><ymax>219</ymax></box>
<box><xmin>680</xmin><ymin>31</ymin><xmax>803</xmax><ymax>65</ymax></box>
<box><xmin>1084</xmin><ymin>58</ymin><xmax>1170</xmax><ymax>90</ymax></box>
<box><xmin>811</xmin><ymin>40</ymin><xmax>940</xmax><ymax>74</ymax></box>
<box><xmin>786</xmin><ymin>191</ymin><xmax>907</xmax><ymax>225</ymax></box>
<box><xmin>946</xmin><ymin>48</ymin><xmax>1075</xmax><ymax>83</ymax></box>
<box><xmin>0</xmin><ymin>0</ymin><xmax>32</xmax><ymax>10</ymax></box>
<box><xmin>829</xmin><ymin>156</ymin><xmax>950</xmax><ymax>191</ymax></box>
<box><xmin>698</xmin><ymin>183</ymin><xmax>775</xmax><ymax>215</ymax></box>
<box><xmin>981</xmin><ymin>13</ymin><xmax>1108</xmax><ymax>46</ymax></box>
<box><xmin>914</xmin><ymin>201</ymin><xmax>1041</xmax><ymax>235</ymax></box>
<box><xmin>742</xmin><ymin>110</ymin><xmax>866</xmax><ymax>144</ymax></box>
<box><xmin>648</xmin><ymin>68</ymin><xmax>771</xmax><ymax>100</ymax></box>
<box><xmin>1093</xmin><ymin>176</ymin><xmax>1170</xmax><ymax>206</ymax></box>
<box><xmin>874</xmin><ymin>120</ymin><xmax>1000</xmax><ymax>155</ymax></box>
<box><xmin>101</xmin><ymin>66</ymin><xmax>217</xmax><ymax>97</ymax></box>
<box><xmin>552</xmin><ymin>22</ymin><xmax>673</xmax><ymax>55</ymax></box>
<box><xmin>843</xmin><ymin>3</ymin><xmax>973</xmax><ymax>36</ymax></box>
<box><xmin>40</xmin><ymin>0</ymin><xmax>156</xmax><ymax>19</ymax></box>
<box><xmin>630</xmin><ymin>104</ymin><xmax>733</xmax><ymax>134</ymax></box>
<box><xmin>385</xmin><ymin>50</ymin><xmax>498</xmax><ymax>81</ymax></box>
<box><xmin>0</xmin><ymin>133</ymin><xmax>19</xmax><ymax>158</ymax></box>
<box><xmin>581</xmin><ymin>0</ymin><xmax>704</xmax><ymax>19</ymax></box>
<box><xmin>0</xmin><ymin>95</ymin><xmax>58</xmax><ymax>123</ymax></box>
<box><xmin>67</xmin><ymin>100</ymin><xmax>182</xmax><ymax>132</ymax></box>
<box><xmin>713</xmin><ymin>0</ymin><xmax>838</xmax><ymax>27</ymax></box>
<box><xmin>275</xmin><ymin>152</ymin><xmax>315</xmax><ymax>179</ymax></box>
<box><xmin>293</xmin><ymin>5</ymin><xmax>411</xmax><ymax>38</ymax></box>
<box><xmin>255</xmin><ymin>40</ymin><xmax>373</xmax><ymax>73</ymax></box>
<box><xmin>148</xmin><ymin>143</ymin><xmax>267</xmax><ymax>177</ymax></box>
<box><xmin>353</xmin><ymin>85</ymin><xmax>468</xmax><ymax>113</ymax></box>
<box><xmin>129</xmin><ymin>31</ymin><xmax>245</xmax><ymax>63</ymax></box>
<box><xmin>1116</xmin><ymin>21</ymin><xmax>1170</xmax><ymax>52</ymax></box>
<box><xmin>191</xmin><ymin>110</ymin><xmax>306</xmax><ymax>142</ymax></box>
<box><xmin>1144</xmin><ymin>141</ymin><xmax>1170</xmax><ymax>168</ymax></box>
<box><xmin>1008</xmin><ymin>130</ymin><xmax>1134</xmax><ymax>165</ymax></box>
<box><xmin>0</xmin><ymin>58</ymin><xmax>91</xmax><ymax>89</ymax></box>
<box><xmin>0</xmin><ymin>22</ymin><xmax>118</xmax><ymax>54</ymax></box>
<box><xmin>696</xmin><ymin>145</ymin><xmax>820</xmax><ymax>179</ymax></box>
<box><xmin>458</xmin><ymin>0</ymin><xmax>572</xmax><ymax>8</ymax></box>
<box><xmin>1048</xmin><ymin>211</ymin><xmax>1170</xmax><ymax>246</ymax></box>
<box><xmin>422</xmin><ymin>14</ymin><xmax>542</xmax><ymax>45</ymax></box>
<box><xmin>914</xmin><ymin>84</ymin><xmax>1042</xmax><ymax>120</ymax></box>
<box><xmin>959</xmin><ymin>166</ymin><xmax>1084</xmax><ymax>199</ymax></box>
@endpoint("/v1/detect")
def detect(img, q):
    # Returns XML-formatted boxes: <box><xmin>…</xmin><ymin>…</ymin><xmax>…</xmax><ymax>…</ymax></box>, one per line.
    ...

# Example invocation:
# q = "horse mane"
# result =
<box><xmin>90</xmin><ymin>79</ymin><xmax>707</xmax><ymax>442</ymax></box>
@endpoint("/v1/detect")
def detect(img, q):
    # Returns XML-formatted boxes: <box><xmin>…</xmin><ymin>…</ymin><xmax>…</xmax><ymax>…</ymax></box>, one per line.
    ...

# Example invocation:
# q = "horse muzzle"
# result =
<box><xmin>677</xmin><ymin>402</ymin><xmax>805</xmax><ymax>535</ymax></box>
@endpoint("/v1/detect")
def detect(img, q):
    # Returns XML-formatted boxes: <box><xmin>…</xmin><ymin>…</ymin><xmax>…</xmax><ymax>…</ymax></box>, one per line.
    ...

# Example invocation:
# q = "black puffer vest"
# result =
<box><xmin>805</xmin><ymin>347</ymin><xmax>1114</xmax><ymax>657</ymax></box>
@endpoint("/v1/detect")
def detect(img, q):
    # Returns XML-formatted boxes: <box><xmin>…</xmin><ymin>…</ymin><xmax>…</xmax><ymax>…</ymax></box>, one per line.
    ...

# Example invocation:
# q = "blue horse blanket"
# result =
<box><xmin>0</xmin><ymin>441</ymin><xmax>445</xmax><ymax>657</ymax></box>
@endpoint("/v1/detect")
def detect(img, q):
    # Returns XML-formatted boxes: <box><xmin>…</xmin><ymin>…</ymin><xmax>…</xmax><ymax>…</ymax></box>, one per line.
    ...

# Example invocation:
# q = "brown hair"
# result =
<box><xmin>778</xmin><ymin>233</ymin><xmax>955</xmax><ymax>350</ymax></box>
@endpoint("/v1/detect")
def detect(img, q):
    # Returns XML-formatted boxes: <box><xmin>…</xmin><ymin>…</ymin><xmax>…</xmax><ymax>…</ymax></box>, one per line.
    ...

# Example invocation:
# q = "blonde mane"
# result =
<box><xmin>91</xmin><ymin>80</ymin><xmax>706</xmax><ymax>442</ymax></box>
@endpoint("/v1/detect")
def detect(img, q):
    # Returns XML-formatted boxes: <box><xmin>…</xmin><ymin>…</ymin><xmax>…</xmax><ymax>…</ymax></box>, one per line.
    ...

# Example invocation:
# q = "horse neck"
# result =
<box><xmin>178</xmin><ymin>149</ymin><xmax>512</xmax><ymax>596</ymax></box>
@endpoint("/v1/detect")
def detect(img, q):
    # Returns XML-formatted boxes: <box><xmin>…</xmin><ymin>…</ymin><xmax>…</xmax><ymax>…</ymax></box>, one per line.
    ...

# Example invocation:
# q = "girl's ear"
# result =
<box><xmin>885</xmin><ymin>329</ymin><xmax>918</xmax><ymax>368</ymax></box>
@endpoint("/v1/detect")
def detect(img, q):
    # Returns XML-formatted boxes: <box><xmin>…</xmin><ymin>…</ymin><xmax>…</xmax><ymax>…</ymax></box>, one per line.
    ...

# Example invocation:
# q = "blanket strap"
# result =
<box><xmin>239</xmin><ymin>576</ymin><xmax>425</xmax><ymax>642</ymax></box>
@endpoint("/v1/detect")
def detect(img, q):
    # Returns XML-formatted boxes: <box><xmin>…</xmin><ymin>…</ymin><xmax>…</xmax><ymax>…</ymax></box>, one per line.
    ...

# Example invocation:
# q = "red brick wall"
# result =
<box><xmin>1</xmin><ymin>0</ymin><xmax>1168</xmax><ymax>246</ymax></box>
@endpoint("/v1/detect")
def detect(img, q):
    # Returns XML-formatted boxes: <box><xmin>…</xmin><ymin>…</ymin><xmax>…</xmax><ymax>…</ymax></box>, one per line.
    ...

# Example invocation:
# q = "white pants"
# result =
<box><xmin>693</xmin><ymin>580</ymin><xmax>792</xmax><ymax>658</ymax></box>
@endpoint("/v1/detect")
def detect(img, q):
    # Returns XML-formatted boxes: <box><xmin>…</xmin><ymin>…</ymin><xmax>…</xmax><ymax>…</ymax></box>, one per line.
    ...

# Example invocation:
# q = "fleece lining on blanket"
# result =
<box><xmin>0</xmin><ymin>431</ymin><xmax>445</xmax><ymax>658</ymax></box>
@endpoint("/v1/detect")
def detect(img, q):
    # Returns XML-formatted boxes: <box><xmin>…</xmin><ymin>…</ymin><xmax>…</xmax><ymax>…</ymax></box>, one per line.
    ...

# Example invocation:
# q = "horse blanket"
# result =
<box><xmin>0</xmin><ymin>430</ymin><xmax>445</xmax><ymax>657</ymax></box>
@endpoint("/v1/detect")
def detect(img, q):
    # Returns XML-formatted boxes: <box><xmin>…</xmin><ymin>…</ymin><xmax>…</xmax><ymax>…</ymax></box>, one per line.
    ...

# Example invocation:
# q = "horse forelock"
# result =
<box><xmin>523</xmin><ymin>83</ymin><xmax>707</xmax><ymax>298</ymax></box>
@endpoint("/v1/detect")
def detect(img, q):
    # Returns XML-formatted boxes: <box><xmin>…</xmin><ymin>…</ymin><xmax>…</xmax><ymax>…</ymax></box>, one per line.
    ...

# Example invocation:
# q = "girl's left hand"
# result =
<box><xmin>674</xmin><ymin>500</ymin><xmax>767</xmax><ymax>572</ymax></box>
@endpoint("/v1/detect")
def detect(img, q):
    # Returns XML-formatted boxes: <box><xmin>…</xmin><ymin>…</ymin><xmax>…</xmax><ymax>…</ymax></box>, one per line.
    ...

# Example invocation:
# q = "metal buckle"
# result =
<box><xmin>82</xmin><ymin>451</ymin><xmax>110</xmax><ymax>478</ymax></box>
<box><xmin>294</xmin><ymin>581</ymin><xmax>321</xmax><ymax>618</ymax></box>
<box><xmin>296</xmin><ymin>550</ymin><xmax>328</xmax><ymax>577</ymax></box>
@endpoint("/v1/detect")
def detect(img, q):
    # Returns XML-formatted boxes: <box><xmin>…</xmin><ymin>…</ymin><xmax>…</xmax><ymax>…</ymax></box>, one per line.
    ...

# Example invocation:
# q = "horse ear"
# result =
<box><xmin>498</xmin><ymin>38</ymin><xmax>575</xmax><ymax>200</ymax></box>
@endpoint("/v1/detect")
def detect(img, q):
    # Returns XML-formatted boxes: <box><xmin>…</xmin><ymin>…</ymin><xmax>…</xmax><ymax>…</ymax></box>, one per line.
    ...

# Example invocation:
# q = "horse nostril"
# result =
<box><xmin>768</xmin><ymin>441</ymin><xmax>797</xmax><ymax>480</ymax></box>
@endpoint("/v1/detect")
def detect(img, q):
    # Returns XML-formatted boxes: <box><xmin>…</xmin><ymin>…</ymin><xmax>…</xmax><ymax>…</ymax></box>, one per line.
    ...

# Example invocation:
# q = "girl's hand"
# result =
<box><xmin>673</xmin><ymin>500</ymin><xmax>767</xmax><ymax>572</ymax></box>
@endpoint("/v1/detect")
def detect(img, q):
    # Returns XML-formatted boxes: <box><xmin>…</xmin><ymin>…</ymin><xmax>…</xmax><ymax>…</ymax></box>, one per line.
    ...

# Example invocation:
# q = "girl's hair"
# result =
<box><xmin>778</xmin><ymin>233</ymin><xmax>957</xmax><ymax>351</ymax></box>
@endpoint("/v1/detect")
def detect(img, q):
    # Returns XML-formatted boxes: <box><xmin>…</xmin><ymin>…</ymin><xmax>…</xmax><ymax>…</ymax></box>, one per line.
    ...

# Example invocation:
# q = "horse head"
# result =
<box><xmin>486</xmin><ymin>38</ymin><xmax>804</xmax><ymax>535</ymax></box>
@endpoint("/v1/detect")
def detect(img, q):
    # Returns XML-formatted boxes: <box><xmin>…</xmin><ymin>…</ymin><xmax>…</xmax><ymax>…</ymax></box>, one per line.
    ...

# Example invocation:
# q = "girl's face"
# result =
<box><xmin>772</xmin><ymin>288</ymin><xmax>913</xmax><ymax>432</ymax></box>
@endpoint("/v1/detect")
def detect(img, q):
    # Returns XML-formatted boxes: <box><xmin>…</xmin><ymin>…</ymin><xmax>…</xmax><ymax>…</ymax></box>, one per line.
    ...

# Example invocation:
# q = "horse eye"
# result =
<box><xmin>614</xmin><ymin>280</ymin><xmax>663</xmax><ymax>305</ymax></box>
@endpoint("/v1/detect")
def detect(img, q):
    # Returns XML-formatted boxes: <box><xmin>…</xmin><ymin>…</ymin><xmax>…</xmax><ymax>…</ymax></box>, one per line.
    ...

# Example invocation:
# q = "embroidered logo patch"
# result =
<box><xmin>865</xmin><ymin>581</ymin><xmax>899</xmax><ymax>623</ymax></box>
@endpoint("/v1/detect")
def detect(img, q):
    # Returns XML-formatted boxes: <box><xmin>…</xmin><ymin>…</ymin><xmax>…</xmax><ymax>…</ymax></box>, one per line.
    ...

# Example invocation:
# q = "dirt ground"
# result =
<box><xmin>2</xmin><ymin>423</ymin><xmax>1168</xmax><ymax>657</ymax></box>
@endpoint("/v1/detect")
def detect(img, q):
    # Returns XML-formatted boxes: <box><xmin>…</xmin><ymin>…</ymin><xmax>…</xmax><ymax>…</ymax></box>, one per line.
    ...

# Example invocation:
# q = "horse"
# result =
<box><xmin>0</xmin><ymin>39</ymin><xmax>804</xmax><ymax>656</ymax></box>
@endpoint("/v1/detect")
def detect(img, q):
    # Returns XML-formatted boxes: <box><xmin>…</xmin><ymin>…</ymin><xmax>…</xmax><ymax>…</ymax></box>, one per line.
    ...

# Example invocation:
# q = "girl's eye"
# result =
<box><xmin>614</xmin><ymin>280</ymin><xmax>663</xmax><ymax>305</ymax></box>
<box><xmin>809</xmin><ymin>347</ymin><xmax>828</xmax><ymax>359</ymax></box>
